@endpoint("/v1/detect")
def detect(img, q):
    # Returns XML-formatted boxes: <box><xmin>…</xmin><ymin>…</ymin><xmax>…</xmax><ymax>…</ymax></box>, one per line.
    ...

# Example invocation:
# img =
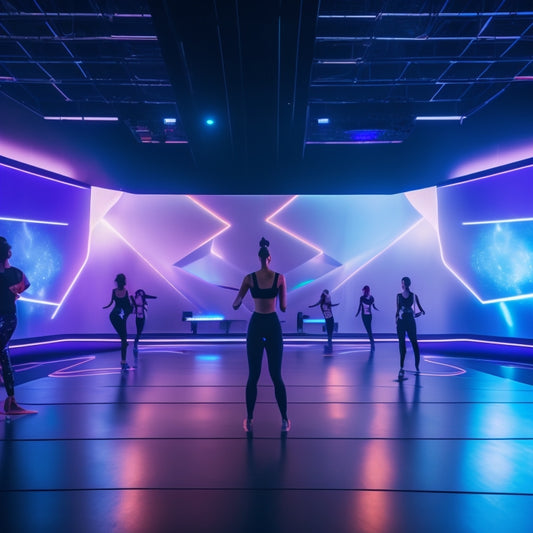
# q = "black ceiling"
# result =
<box><xmin>1</xmin><ymin>0</ymin><xmax>533</xmax><ymax>192</ymax></box>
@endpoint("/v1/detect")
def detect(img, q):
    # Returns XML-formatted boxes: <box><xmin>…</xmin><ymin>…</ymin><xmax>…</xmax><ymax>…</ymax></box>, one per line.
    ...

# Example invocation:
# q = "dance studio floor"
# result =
<box><xmin>1</xmin><ymin>339</ymin><xmax>533</xmax><ymax>533</ymax></box>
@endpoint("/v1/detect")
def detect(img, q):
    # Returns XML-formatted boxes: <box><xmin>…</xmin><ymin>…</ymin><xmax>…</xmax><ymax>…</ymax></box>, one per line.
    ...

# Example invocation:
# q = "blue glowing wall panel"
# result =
<box><xmin>0</xmin><ymin>159</ymin><xmax>90</xmax><ymax>338</ymax></box>
<box><xmin>437</xmin><ymin>165</ymin><xmax>533</xmax><ymax>303</ymax></box>
<box><xmin>1</xmin><ymin>157</ymin><xmax>532</xmax><ymax>340</ymax></box>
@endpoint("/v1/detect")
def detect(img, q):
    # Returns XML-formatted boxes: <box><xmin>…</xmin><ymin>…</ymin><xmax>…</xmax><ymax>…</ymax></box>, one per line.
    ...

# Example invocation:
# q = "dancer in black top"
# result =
<box><xmin>130</xmin><ymin>289</ymin><xmax>157</xmax><ymax>352</ymax></box>
<box><xmin>355</xmin><ymin>285</ymin><xmax>379</xmax><ymax>350</ymax></box>
<box><xmin>0</xmin><ymin>236</ymin><xmax>36</xmax><ymax>415</ymax></box>
<box><xmin>103</xmin><ymin>273</ymin><xmax>132</xmax><ymax>371</ymax></box>
<box><xmin>309</xmin><ymin>289</ymin><xmax>339</xmax><ymax>352</ymax></box>
<box><xmin>395</xmin><ymin>277</ymin><xmax>425</xmax><ymax>379</ymax></box>
<box><xmin>233</xmin><ymin>238</ymin><xmax>290</xmax><ymax>433</ymax></box>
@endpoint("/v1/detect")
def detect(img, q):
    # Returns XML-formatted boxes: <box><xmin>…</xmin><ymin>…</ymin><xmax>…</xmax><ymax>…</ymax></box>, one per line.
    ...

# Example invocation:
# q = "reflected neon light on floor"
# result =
<box><xmin>419</xmin><ymin>356</ymin><xmax>467</xmax><ymax>377</ymax></box>
<box><xmin>13</xmin><ymin>356</ymin><xmax>129</xmax><ymax>377</ymax></box>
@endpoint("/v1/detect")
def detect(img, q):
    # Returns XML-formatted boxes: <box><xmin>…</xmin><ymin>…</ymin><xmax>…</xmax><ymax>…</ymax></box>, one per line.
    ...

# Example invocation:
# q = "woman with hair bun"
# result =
<box><xmin>233</xmin><ymin>238</ymin><xmax>290</xmax><ymax>433</ymax></box>
<box><xmin>395</xmin><ymin>276</ymin><xmax>425</xmax><ymax>380</ymax></box>
<box><xmin>103</xmin><ymin>273</ymin><xmax>132</xmax><ymax>371</ymax></box>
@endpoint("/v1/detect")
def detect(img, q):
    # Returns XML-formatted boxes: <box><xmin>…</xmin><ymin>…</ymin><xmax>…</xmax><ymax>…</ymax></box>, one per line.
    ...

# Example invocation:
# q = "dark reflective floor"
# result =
<box><xmin>2</xmin><ymin>341</ymin><xmax>533</xmax><ymax>533</ymax></box>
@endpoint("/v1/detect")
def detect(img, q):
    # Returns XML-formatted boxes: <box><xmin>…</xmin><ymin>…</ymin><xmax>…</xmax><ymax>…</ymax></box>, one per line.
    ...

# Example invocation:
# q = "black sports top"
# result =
<box><xmin>250</xmin><ymin>272</ymin><xmax>279</xmax><ymax>299</ymax></box>
<box><xmin>397</xmin><ymin>292</ymin><xmax>414</xmax><ymax>319</ymax></box>
<box><xmin>110</xmin><ymin>290</ymin><xmax>131</xmax><ymax>316</ymax></box>
<box><xmin>0</xmin><ymin>266</ymin><xmax>29</xmax><ymax>316</ymax></box>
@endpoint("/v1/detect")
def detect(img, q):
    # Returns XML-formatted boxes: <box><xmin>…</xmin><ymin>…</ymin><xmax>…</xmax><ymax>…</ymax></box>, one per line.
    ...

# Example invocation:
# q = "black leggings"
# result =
<box><xmin>396</xmin><ymin>315</ymin><xmax>420</xmax><ymax>369</ymax></box>
<box><xmin>246</xmin><ymin>312</ymin><xmax>287</xmax><ymax>420</ymax></box>
<box><xmin>134</xmin><ymin>317</ymin><xmax>145</xmax><ymax>344</ymax></box>
<box><xmin>325</xmin><ymin>316</ymin><xmax>334</xmax><ymax>344</ymax></box>
<box><xmin>110</xmin><ymin>312</ymin><xmax>128</xmax><ymax>361</ymax></box>
<box><xmin>0</xmin><ymin>314</ymin><xmax>17</xmax><ymax>397</ymax></box>
<box><xmin>362</xmin><ymin>314</ymin><xmax>374</xmax><ymax>346</ymax></box>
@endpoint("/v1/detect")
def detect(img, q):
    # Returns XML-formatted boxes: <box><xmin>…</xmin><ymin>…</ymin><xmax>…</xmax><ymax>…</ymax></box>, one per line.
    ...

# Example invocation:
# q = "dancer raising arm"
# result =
<box><xmin>309</xmin><ymin>289</ymin><xmax>339</xmax><ymax>352</ymax></box>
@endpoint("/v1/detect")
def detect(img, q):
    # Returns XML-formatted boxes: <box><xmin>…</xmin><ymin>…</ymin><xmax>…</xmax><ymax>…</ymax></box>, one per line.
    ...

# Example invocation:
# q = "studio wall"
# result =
<box><xmin>2</xmin><ymin>157</ymin><xmax>532</xmax><ymax>341</ymax></box>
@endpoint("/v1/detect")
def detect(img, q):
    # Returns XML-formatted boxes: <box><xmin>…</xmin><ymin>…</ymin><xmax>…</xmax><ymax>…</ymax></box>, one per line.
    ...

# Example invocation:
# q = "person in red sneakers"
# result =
<box><xmin>0</xmin><ymin>236</ymin><xmax>35</xmax><ymax>415</ymax></box>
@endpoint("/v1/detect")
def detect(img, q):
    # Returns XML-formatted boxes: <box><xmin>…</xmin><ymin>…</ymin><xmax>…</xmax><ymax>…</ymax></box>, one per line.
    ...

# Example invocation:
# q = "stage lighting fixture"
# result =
<box><xmin>205</xmin><ymin>118</ymin><xmax>215</xmax><ymax>126</ymax></box>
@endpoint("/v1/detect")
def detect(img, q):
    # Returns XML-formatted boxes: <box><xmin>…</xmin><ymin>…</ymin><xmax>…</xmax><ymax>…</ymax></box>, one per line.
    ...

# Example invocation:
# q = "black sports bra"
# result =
<box><xmin>250</xmin><ymin>272</ymin><xmax>279</xmax><ymax>299</ymax></box>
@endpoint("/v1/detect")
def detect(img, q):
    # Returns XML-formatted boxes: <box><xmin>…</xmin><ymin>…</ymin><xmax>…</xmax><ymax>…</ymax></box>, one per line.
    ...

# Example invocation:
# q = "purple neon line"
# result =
<box><xmin>415</xmin><ymin>116</ymin><xmax>464</xmax><ymax>121</ymax></box>
<box><xmin>422</xmin><ymin>357</ymin><xmax>467</xmax><ymax>376</ymax></box>
<box><xmin>319</xmin><ymin>12</ymin><xmax>533</xmax><ymax>18</ymax></box>
<box><xmin>185</xmin><ymin>316</ymin><xmax>225</xmax><ymax>321</ymax></box>
<box><xmin>18</xmin><ymin>296</ymin><xmax>59</xmax><ymax>306</ymax></box>
<box><xmin>0</xmin><ymin>161</ymin><xmax>87</xmax><ymax>189</ymax></box>
<box><xmin>305</xmin><ymin>141</ymin><xmax>403</xmax><ymax>144</ymax></box>
<box><xmin>462</xmin><ymin>216</ymin><xmax>533</xmax><ymax>226</ymax></box>
<box><xmin>185</xmin><ymin>196</ymin><xmax>231</xmax><ymax>249</ymax></box>
<box><xmin>101</xmin><ymin>219</ymin><xmax>191</xmax><ymax>301</ymax></box>
<box><xmin>51</xmin><ymin>218</ymin><xmax>93</xmax><ymax>319</ymax></box>
<box><xmin>0</xmin><ymin>216</ymin><xmax>68</xmax><ymax>226</ymax></box>
<box><xmin>266</xmin><ymin>196</ymin><xmax>324</xmax><ymax>254</ymax></box>
<box><xmin>9</xmin><ymin>336</ymin><xmax>533</xmax><ymax>350</ymax></box>
<box><xmin>43</xmin><ymin>116</ymin><xmax>119</xmax><ymax>121</ymax></box>
<box><xmin>442</xmin><ymin>163</ymin><xmax>533</xmax><ymax>188</ymax></box>
<box><xmin>333</xmin><ymin>217</ymin><xmax>425</xmax><ymax>291</ymax></box>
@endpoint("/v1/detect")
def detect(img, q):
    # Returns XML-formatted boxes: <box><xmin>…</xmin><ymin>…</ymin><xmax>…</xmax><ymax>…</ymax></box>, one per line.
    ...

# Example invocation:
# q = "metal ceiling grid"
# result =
<box><xmin>306</xmin><ymin>0</ymin><xmax>533</xmax><ymax>143</ymax></box>
<box><xmin>0</xmin><ymin>0</ymin><xmax>184</xmax><ymax>142</ymax></box>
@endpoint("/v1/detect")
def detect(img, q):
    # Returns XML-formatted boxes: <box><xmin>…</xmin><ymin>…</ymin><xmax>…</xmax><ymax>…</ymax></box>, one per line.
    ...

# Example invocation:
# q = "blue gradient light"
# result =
<box><xmin>293</xmin><ymin>279</ymin><xmax>315</xmax><ymax>289</ymax></box>
<box><xmin>499</xmin><ymin>302</ymin><xmax>513</xmax><ymax>328</ymax></box>
<box><xmin>472</xmin><ymin>223</ymin><xmax>533</xmax><ymax>294</ymax></box>
<box><xmin>195</xmin><ymin>354</ymin><xmax>221</xmax><ymax>361</ymax></box>
<box><xmin>185</xmin><ymin>315</ymin><xmax>225</xmax><ymax>321</ymax></box>
<box><xmin>205</xmin><ymin>118</ymin><xmax>215</xmax><ymax>126</ymax></box>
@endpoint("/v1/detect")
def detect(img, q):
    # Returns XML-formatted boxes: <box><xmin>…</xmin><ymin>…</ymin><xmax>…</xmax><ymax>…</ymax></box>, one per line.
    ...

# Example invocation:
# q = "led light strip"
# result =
<box><xmin>185</xmin><ymin>196</ymin><xmax>231</xmax><ymax>248</ymax></box>
<box><xmin>0</xmin><ymin>216</ymin><xmax>68</xmax><ymax>226</ymax></box>
<box><xmin>0</xmin><ymin>161</ymin><xmax>87</xmax><ymax>189</ymax></box>
<box><xmin>266</xmin><ymin>196</ymin><xmax>323</xmax><ymax>254</ymax></box>
<box><xmin>462</xmin><ymin>217</ymin><xmax>533</xmax><ymax>226</ymax></box>
<box><xmin>9</xmin><ymin>336</ymin><xmax>533</xmax><ymax>350</ymax></box>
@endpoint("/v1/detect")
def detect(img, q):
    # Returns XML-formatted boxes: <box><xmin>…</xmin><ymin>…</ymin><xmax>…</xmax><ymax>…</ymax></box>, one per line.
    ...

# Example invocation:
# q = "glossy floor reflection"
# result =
<box><xmin>1</xmin><ymin>341</ymin><xmax>533</xmax><ymax>533</ymax></box>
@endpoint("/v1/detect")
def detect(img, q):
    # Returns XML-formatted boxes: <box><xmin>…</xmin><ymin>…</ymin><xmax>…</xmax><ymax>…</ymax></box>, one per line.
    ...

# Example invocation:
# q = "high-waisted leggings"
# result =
<box><xmin>362</xmin><ymin>314</ymin><xmax>375</xmax><ymax>346</ymax></box>
<box><xmin>396</xmin><ymin>315</ymin><xmax>420</xmax><ymax>369</ymax></box>
<box><xmin>0</xmin><ymin>314</ymin><xmax>17</xmax><ymax>397</ymax></box>
<box><xmin>134</xmin><ymin>317</ymin><xmax>145</xmax><ymax>344</ymax></box>
<box><xmin>325</xmin><ymin>316</ymin><xmax>334</xmax><ymax>344</ymax></box>
<box><xmin>246</xmin><ymin>312</ymin><xmax>287</xmax><ymax>420</ymax></box>
<box><xmin>110</xmin><ymin>312</ymin><xmax>128</xmax><ymax>361</ymax></box>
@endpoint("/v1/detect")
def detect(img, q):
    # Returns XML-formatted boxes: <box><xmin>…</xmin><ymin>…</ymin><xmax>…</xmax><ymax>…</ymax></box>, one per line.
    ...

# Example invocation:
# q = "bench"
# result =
<box><xmin>296</xmin><ymin>312</ymin><xmax>338</xmax><ymax>335</ymax></box>
<box><xmin>182</xmin><ymin>312</ymin><xmax>246</xmax><ymax>335</ymax></box>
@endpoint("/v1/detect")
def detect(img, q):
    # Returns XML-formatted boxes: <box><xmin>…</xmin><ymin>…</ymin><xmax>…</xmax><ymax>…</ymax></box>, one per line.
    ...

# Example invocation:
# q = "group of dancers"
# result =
<box><xmin>103</xmin><ymin>276</ymin><xmax>156</xmax><ymax>370</ymax></box>
<box><xmin>309</xmin><ymin>278</ymin><xmax>424</xmax><ymax>381</ymax></box>
<box><xmin>1</xmin><ymin>234</ymin><xmax>424</xmax><ymax>427</ymax></box>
